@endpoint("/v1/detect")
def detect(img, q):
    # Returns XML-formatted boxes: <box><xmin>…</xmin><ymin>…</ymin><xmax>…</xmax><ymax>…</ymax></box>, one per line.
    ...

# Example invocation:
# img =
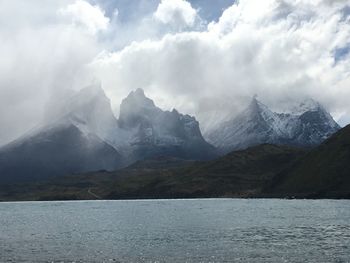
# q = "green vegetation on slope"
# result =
<box><xmin>0</xmin><ymin>144</ymin><xmax>305</xmax><ymax>201</ymax></box>
<box><xmin>266</xmin><ymin>125</ymin><xmax>350</xmax><ymax>198</ymax></box>
<box><xmin>1</xmin><ymin>125</ymin><xmax>349</xmax><ymax>201</ymax></box>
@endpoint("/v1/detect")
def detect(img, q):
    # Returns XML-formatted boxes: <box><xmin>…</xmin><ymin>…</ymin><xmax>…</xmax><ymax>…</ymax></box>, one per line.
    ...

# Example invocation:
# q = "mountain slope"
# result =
<box><xmin>207</xmin><ymin>97</ymin><xmax>340</xmax><ymax>153</ymax></box>
<box><xmin>125</xmin><ymin>144</ymin><xmax>304</xmax><ymax>198</ymax></box>
<box><xmin>0</xmin><ymin>124</ymin><xmax>121</xmax><ymax>184</ymax></box>
<box><xmin>0</xmin><ymin>85</ymin><xmax>123</xmax><ymax>184</ymax></box>
<box><xmin>0</xmin><ymin>144</ymin><xmax>305</xmax><ymax>200</ymax></box>
<box><xmin>49</xmin><ymin>84</ymin><xmax>124</xmax><ymax>148</ymax></box>
<box><xmin>265</xmin><ymin>125</ymin><xmax>350</xmax><ymax>198</ymax></box>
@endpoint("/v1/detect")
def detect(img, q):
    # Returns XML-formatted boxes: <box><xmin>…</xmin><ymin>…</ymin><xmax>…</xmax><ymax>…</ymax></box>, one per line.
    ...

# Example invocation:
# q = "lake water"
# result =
<box><xmin>0</xmin><ymin>199</ymin><xmax>349</xmax><ymax>263</ymax></box>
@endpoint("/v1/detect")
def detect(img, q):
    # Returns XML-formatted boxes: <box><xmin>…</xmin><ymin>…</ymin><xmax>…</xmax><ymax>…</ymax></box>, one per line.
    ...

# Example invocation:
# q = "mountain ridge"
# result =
<box><xmin>0</xmin><ymin>85</ymin><xmax>342</xmax><ymax>184</ymax></box>
<box><xmin>206</xmin><ymin>97</ymin><xmax>340</xmax><ymax>153</ymax></box>
<box><xmin>0</xmin><ymin>85</ymin><xmax>216</xmax><ymax>184</ymax></box>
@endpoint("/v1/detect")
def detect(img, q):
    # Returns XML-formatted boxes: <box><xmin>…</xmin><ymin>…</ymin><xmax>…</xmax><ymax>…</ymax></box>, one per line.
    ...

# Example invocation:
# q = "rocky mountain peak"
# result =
<box><xmin>77</xmin><ymin>83</ymin><xmax>107</xmax><ymax>99</ymax></box>
<box><xmin>289</xmin><ymin>98</ymin><xmax>322</xmax><ymax>115</ymax></box>
<box><xmin>206</xmin><ymin>97</ymin><xmax>340</xmax><ymax>153</ymax></box>
<box><xmin>57</xmin><ymin>84</ymin><xmax>119</xmax><ymax>145</ymax></box>
<box><xmin>118</xmin><ymin>89</ymin><xmax>160</xmax><ymax>128</ymax></box>
<box><xmin>122</xmin><ymin>88</ymin><xmax>156</xmax><ymax>109</ymax></box>
<box><xmin>244</xmin><ymin>96</ymin><xmax>273</xmax><ymax>122</ymax></box>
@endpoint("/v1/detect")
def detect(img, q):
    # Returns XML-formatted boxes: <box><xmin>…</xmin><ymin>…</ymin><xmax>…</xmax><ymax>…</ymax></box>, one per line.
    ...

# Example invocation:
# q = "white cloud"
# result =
<box><xmin>153</xmin><ymin>0</ymin><xmax>198</xmax><ymax>29</ymax></box>
<box><xmin>59</xmin><ymin>0</ymin><xmax>110</xmax><ymax>34</ymax></box>
<box><xmin>1</xmin><ymin>0</ymin><xmax>350</xmax><ymax>146</ymax></box>
<box><xmin>91</xmin><ymin>0</ymin><xmax>350</xmax><ymax>131</ymax></box>
<box><xmin>0</xmin><ymin>0</ymin><xmax>106</xmax><ymax>145</ymax></box>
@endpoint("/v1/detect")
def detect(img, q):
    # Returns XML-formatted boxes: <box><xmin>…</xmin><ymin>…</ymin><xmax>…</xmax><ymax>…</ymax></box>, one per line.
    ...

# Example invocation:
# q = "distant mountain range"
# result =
<box><xmin>0</xmin><ymin>86</ymin><xmax>214</xmax><ymax>183</ymax></box>
<box><xmin>206</xmin><ymin>96</ymin><xmax>340</xmax><ymax>153</ymax></box>
<box><xmin>0</xmin><ymin>85</ymin><xmax>341</xmax><ymax>184</ymax></box>
<box><xmin>2</xmin><ymin>124</ymin><xmax>349</xmax><ymax>200</ymax></box>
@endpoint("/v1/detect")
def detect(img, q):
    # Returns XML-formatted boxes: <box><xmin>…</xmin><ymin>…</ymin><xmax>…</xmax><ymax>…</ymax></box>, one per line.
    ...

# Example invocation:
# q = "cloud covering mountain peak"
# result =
<box><xmin>0</xmin><ymin>0</ymin><xmax>350</xmax><ymax>146</ymax></box>
<box><xmin>90</xmin><ymin>0</ymin><xmax>350</xmax><ymax>130</ymax></box>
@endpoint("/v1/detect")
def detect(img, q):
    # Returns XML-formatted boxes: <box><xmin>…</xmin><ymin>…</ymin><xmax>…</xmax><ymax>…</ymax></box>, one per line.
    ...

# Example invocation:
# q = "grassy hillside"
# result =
<box><xmin>0</xmin><ymin>144</ymin><xmax>305</xmax><ymax>201</ymax></box>
<box><xmin>1</xmin><ymin>125</ymin><xmax>349</xmax><ymax>201</ymax></box>
<box><xmin>104</xmin><ymin>144</ymin><xmax>305</xmax><ymax>199</ymax></box>
<box><xmin>265</xmin><ymin>125</ymin><xmax>350</xmax><ymax>198</ymax></box>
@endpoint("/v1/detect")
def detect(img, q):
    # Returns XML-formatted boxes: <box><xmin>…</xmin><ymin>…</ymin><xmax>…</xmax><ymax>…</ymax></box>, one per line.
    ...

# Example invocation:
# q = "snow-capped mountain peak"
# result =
<box><xmin>206</xmin><ymin>97</ymin><xmax>340</xmax><ymax>153</ymax></box>
<box><xmin>246</xmin><ymin>96</ymin><xmax>273</xmax><ymax>117</ymax></box>
<box><xmin>287</xmin><ymin>98</ymin><xmax>321</xmax><ymax>115</ymax></box>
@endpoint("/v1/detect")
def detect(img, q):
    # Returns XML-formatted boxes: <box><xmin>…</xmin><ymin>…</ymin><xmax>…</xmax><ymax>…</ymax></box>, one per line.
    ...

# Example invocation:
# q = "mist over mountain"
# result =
<box><xmin>0</xmin><ymin>82</ymin><xmax>342</xmax><ymax>184</ymax></box>
<box><xmin>0</xmin><ymin>85</ymin><xmax>215</xmax><ymax>184</ymax></box>
<box><xmin>1</xmin><ymin>0</ymin><xmax>349</xmax><ymax>148</ymax></box>
<box><xmin>206</xmin><ymin>97</ymin><xmax>340</xmax><ymax>153</ymax></box>
<box><xmin>0</xmin><ymin>85</ymin><xmax>123</xmax><ymax>184</ymax></box>
<box><xmin>1</xmin><ymin>4</ymin><xmax>349</xmax><ymax>263</ymax></box>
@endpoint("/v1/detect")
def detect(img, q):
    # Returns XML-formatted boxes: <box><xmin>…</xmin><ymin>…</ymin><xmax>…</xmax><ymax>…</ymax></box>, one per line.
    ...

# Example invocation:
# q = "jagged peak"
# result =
<box><xmin>126</xmin><ymin>88</ymin><xmax>145</xmax><ymax>99</ymax></box>
<box><xmin>73</xmin><ymin>83</ymin><xmax>109</xmax><ymax>103</ymax></box>
<box><xmin>121</xmin><ymin>88</ymin><xmax>156</xmax><ymax>109</ymax></box>
<box><xmin>247</xmin><ymin>95</ymin><xmax>271</xmax><ymax>114</ymax></box>
<box><xmin>118</xmin><ymin>89</ymin><xmax>160</xmax><ymax>127</ymax></box>
<box><xmin>65</xmin><ymin>84</ymin><xmax>111</xmax><ymax>114</ymax></box>
<box><xmin>247</xmin><ymin>96</ymin><xmax>328</xmax><ymax>117</ymax></box>
<box><xmin>249</xmin><ymin>95</ymin><xmax>259</xmax><ymax>106</ymax></box>
<box><xmin>44</xmin><ymin>83</ymin><xmax>111</xmax><ymax>123</ymax></box>
<box><xmin>282</xmin><ymin>97</ymin><xmax>324</xmax><ymax>116</ymax></box>
<box><xmin>134</xmin><ymin>88</ymin><xmax>145</xmax><ymax>97</ymax></box>
<box><xmin>298</xmin><ymin>98</ymin><xmax>321</xmax><ymax>111</ymax></box>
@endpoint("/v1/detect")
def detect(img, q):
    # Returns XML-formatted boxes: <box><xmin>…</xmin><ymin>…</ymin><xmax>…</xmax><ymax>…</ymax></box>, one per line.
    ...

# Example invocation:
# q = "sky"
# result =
<box><xmin>0</xmin><ymin>0</ymin><xmax>350</xmax><ymax>145</ymax></box>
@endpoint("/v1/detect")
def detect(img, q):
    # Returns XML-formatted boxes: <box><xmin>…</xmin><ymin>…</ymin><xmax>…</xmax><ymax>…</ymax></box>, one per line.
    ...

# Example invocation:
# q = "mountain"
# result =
<box><xmin>1</xmin><ymin>84</ymin><xmax>342</xmax><ymax>187</ymax></box>
<box><xmin>99</xmin><ymin>126</ymin><xmax>350</xmax><ymax>199</ymax></box>
<box><xmin>2</xmin><ymin>126</ymin><xmax>349</xmax><ymax>200</ymax></box>
<box><xmin>265</xmin><ymin>124</ymin><xmax>350</xmax><ymax>198</ymax></box>
<box><xmin>0</xmin><ymin>86</ymin><xmax>215</xmax><ymax>184</ymax></box>
<box><xmin>47</xmin><ymin>84</ymin><xmax>123</xmax><ymax>147</ymax></box>
<box><xmin>0</xmin><ymin>85</ymin><xmax>123</xmax><ymax>184</ymax></box>
<box><xmin>206</xmin><ymin>97</ymin><xmax>340</xmax><ymax>153</ymax></box>
<box><xmin>117</xmin><ymin>88</ymin><xmax>216</xmax><ymax>162</ymax></box>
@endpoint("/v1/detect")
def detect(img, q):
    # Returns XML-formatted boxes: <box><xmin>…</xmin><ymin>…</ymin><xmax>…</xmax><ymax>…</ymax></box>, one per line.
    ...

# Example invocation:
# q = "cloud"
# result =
<box><xmin>153</xmin><ymin>0</ymin><xmax>198</xmax><ymax>29</ymax></box>
<box><xmin>91</xmin><ymin>0</ymin><xmax>350</xmax><ymax>131</ymax></box>
<box><xmin>1</xmin><ymin>0</ymin><xmax>350</xmax><ymax>146</ymax></box>
<box><xmin>0</xmin><ymin>0</ymin><xmax>106</xmax><ymax>145</ymax></box>
<box><xmin>59</xmin><ymin>0</ymin><xmax>110</xmax><ymax>34</ymax></box>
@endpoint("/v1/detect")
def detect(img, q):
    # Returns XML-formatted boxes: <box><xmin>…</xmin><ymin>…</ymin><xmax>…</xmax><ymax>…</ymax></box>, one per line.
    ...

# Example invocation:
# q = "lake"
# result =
<box><xmin>0</xmin><ymin>199</ymin><xmax>349</xmax><ymax>262</ymax></box>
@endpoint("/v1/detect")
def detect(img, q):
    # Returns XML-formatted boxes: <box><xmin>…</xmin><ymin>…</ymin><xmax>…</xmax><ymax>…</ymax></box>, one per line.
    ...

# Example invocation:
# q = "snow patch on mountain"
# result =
<box><xmin>117</xmin><ymin>89</ymin><xmax>215</xmax><ymax>161</ymax></box>
<box><xmin>206</xmin><ymin>97</ymin><xmax>341</xmax><ymax>153</ymax></box>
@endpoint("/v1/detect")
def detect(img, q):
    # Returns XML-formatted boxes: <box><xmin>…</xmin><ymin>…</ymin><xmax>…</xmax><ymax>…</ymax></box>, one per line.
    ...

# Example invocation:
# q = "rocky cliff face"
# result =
<box><xmin>117</xmin><ymin>89</ymin><xmax>216</xmax><ymax>161</ymax></box>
